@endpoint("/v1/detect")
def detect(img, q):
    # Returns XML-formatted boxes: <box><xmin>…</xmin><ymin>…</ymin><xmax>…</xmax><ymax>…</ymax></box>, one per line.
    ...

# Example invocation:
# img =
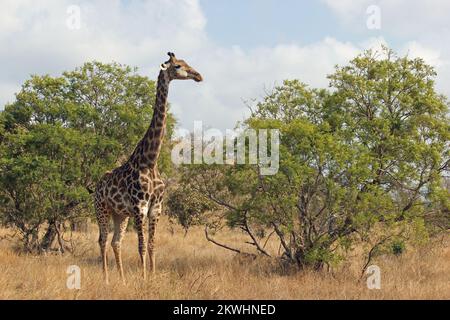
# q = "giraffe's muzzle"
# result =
<box><xmin>189</xmin><ymin>71</ymin><xmax>203</xmax><ymax>82</ymax></box>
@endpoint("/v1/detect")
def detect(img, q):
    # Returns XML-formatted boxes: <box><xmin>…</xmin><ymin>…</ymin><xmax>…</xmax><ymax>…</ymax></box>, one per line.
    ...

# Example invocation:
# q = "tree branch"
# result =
<box><xmin>204</xmin><ymin>226</ymin><xmax>254</xmax><ymax>257</ymax></box>
<box><xmin>242</xmin><ymin>213</ymin><xmax>271</xmax><ymax>257</ymax></box>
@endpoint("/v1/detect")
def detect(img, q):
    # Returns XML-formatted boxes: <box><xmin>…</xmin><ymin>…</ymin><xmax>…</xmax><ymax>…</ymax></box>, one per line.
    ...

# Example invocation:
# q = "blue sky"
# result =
<box><xmin>0</xmin><ymin>0</ymin><xmax>449</xmax><ymax>130</ymax></box>
<box><xmin>201</xmin><ymin>0</ymin><xmax>408</xmax><ymax>49</ymax></box>
<box><xmin>201</xmin><ymin>0</ymin><xmax>340</xmax><ymax>47</ymax></box>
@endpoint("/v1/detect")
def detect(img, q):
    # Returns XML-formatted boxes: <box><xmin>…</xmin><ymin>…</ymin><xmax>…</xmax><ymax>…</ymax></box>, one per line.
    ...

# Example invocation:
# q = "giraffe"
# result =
<box><xmin>94</xmin><ymin>52</ymin><xmax>203</xmax><ymax>283</ymax></box>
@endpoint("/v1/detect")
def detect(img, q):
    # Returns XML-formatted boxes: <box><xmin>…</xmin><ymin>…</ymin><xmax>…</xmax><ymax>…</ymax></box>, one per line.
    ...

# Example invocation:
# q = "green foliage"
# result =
<box><xmin>0</xmin><ymin>61</ymin><xmax>174</xmax><ymax>252</ymax></box>
<box><xmin>169</xmin><ymin>48</ymin><xmax>450</xmax><ymax>269</ymax></box>
<box><xmin>391</xmin><ymin>240</ymin><xmax>405</xmax><ymax>256</ymax></box>
<box><xmin>166</xmin><ymin>186</ymin><xmax>218</xmax><ymax>231</ymax></box>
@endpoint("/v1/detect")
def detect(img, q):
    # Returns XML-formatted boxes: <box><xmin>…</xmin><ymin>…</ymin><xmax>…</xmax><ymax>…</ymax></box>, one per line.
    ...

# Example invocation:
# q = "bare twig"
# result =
<box><xmin>360</xmin><ymin>235</ymin><xmax>394</xmax><ymax>280</ymax></box>
<box><xmin>263</xmin><ymin>230</ymin><xmax>276</xmax><ymax>249</ymax></box>
<box><xmin>204</xmin><ymin>226</ymin><xmax>254</xmax><ymax>257</ymax></box>
<box><xmin>194</xmin><ymin>273</ymin><xmax>214</xmax><ymax>294</ymax></box>
<box><xmin>242</xmin><ymin>213</ymin><xmax>271</xmax><ymax>257</ymax></box>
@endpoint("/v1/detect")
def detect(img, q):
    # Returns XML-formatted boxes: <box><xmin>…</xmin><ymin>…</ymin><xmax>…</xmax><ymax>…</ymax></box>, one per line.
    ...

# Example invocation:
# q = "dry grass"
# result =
<box><xmin>0</xmin><ymin>217</ymin><xmax>449</xmax><ymax>300</ymax></box>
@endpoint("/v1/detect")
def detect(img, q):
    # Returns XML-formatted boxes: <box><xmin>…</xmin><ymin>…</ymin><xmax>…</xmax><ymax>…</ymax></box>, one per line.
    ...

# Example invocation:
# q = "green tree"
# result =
<box><xmin>168</xmin><ymin>48</ymin><xmax>449</xmax><ymax>270</ymax></box>
<box><xmin>0</xmin><ymin>62</ymin><xmax>175</xmax><ymax>252</ymax></box>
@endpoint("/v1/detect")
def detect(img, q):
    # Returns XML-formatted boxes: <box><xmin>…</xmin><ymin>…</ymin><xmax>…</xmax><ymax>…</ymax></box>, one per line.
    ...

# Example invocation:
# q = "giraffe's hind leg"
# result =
<box><xmin>111</xmin><ymin>214</ymin><xmax>129</xmax><ymax>284</ymax></box>
<box><xmin>96</xmin><ymin>201</ymin><xmax>111</xmax><ymax>284</ymax></box>
<box><xmin>134</xmin><ymin>208</ymin><xmax>148</xmax><ymax>280</ymax></box>
<box><xmin>148</xmin><ymin>201</ymin><xmax>162</xmax><ymax>274</ymax></box>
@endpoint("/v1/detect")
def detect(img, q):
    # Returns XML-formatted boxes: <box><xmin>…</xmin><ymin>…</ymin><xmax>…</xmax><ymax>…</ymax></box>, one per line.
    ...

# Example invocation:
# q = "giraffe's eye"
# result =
<box><xmin>174</xmin><ymin>65</ymin><xmax>181</xmax><ymax>69</ymax></box>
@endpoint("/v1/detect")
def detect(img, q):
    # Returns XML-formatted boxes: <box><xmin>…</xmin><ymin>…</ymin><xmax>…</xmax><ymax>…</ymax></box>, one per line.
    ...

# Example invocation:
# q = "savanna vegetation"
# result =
<box><xmin>1</xmin><ymin>217</ymin><xmax>448</xmax><ymax>299</ymax></box>
<box><xmin>0</xmin><ymin>48</ymin><xmax>448</xmax><ymax>299</ymax></box>
<box><xmin>0</xmin><ymin>62</ymin><xmax>175</xmax><ymax>253</ymax></box>
<box><xmin>168</xmin><ymin>48</ymin><xmax>449</xmax><ymax>271</ymax></box>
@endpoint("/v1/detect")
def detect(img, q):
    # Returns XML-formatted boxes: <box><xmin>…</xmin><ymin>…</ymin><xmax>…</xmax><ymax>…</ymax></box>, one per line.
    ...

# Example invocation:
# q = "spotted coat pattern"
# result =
<box><xmin>94</xmin><ymin>52</ymin><xmax>202</xmax><ymax>283</ymax></box>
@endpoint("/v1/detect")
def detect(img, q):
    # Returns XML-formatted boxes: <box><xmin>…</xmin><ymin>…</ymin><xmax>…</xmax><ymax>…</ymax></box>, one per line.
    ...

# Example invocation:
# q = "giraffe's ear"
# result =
<box><xmin>160</xmin><ymin>63</ymin><xmax>169</xmax><ymax>71</ymax></box>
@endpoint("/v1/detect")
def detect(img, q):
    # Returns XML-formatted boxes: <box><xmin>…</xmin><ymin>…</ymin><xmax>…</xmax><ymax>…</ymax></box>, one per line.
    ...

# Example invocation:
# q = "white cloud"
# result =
<box><xmin>322</xmin><ymin>0</ymin><xmax>450</xmax><ymax>99</ymax></box>
<box><xmin>401</xmin><ymin>42</ymin><xmax>445</xmax><ymax>66</ymax></box>
<box><xmin>322</xmin><ymin>0</ymin><xmax>370</xmax><ymax>24</ymax></box>
<box><xmin>0</xmin><ymin>0</ymin><xmax>208</xmax><ymax>111</ymax></box>
<box><xmin>322</xmin><ymin>0</ymin><xmax>450</xmax><ymax>35</ymax></box>
<box><xmin>1</xmin><ymin>0</ymin><xmax>448</xmax><ymax>132</ymax></box>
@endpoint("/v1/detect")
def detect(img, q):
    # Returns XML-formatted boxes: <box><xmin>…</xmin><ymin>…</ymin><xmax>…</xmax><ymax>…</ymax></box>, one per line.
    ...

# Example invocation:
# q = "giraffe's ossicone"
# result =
<box><xmin>94</xmin><ymin>52</ymin><xmax>203</xmax><ymax>284</ymax></box>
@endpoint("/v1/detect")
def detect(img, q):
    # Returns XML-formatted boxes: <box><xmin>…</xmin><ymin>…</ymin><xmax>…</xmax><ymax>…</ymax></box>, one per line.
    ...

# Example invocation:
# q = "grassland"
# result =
<box><xmin>0</xmin><ymin>217</ymin><xmax>448</xmax><ymax>300</ymax></box>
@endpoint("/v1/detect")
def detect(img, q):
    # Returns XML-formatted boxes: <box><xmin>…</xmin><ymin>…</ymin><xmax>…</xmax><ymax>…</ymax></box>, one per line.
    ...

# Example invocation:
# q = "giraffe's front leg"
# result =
<box><xmin>148</xmin><ymin>201</ymin><xmax>162</xmax><ymax>274</ymax></box>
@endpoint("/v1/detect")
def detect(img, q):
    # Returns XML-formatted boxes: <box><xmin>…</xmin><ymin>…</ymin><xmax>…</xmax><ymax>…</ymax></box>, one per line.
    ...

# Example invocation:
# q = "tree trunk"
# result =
<box><xmin>41</xmin><ymin>222</ymin><xmax>57</xmax><ymax>251</ymax></box>
<box><xmin>70</xmin><ymin>218</ymin><xmax>89</xmax><ymax>233</ymax></box>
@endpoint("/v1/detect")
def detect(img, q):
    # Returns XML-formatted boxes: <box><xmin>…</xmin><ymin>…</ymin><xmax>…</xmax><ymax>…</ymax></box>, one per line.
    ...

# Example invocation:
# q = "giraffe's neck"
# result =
<box><xmin>130</xmin><ymin>70</ymin><xmax>169</xmax><ymax>171</ymax></box>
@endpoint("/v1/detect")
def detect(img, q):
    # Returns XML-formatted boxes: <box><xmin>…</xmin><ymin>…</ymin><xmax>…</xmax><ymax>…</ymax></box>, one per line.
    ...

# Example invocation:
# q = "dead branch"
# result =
<box><xmin>242</xmin><ymin>213</ymin><xmax>271</xmax><ymax>257</ymax></box>
<box><xmin>204</xmin><ymin>226</ymin><xmax>255</xmax><ymax>257</ymax></box>
<box><xmin>360</xmin><ymin>235</ymin><xmax>394</xmax><ymax>280</ymax></box>
<box><xmin>263</xmin><ymin>230</ymin><xmax>276</xmax><ymax>249</ymax></box>
<box><xmin>256</xmin><ymin>167</ymin><xmax>292</xmax><ymax>258</ymax></box>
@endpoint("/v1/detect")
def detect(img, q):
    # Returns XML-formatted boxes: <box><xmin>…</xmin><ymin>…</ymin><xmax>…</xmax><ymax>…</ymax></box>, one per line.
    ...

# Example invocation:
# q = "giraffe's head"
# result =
<box><xmin>160</xmin><ymin>52</ymin><xmax>203</xmax><ymax>82</ymax></box>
